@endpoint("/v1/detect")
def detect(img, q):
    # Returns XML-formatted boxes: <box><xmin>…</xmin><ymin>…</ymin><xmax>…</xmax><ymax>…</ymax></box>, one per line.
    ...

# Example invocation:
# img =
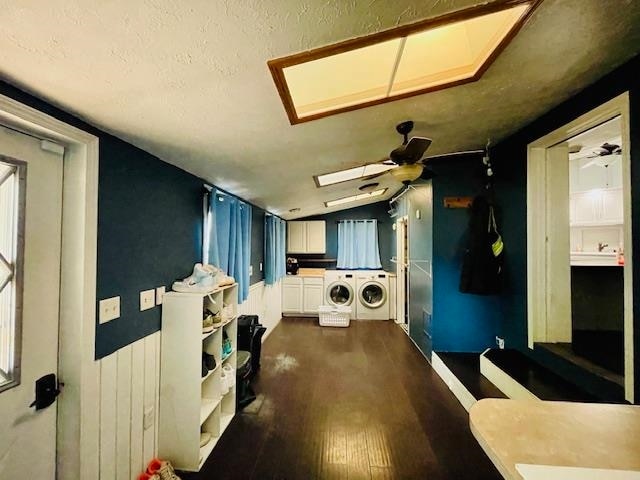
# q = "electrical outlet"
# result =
<box><xmin>140</xmin><ymin>289</ymin><xmax>155</xmax><ymax>311</ymax></box>
<box><xmin>99</xmin><ymin>296</ymin><xmax>120</xmax><ymax>324</ymax></box>
<box><xmin>249</xmin><ymin>265</ymin><xmax>253</xmax><ymax>276</ymax></box>
<box><xmin>496</xmin><ymin>336</ymin><xmax>505</xmax><ymax>349</ymax></box>
<box><xmin>143</xmin><ymin>406</ymin><xmax>154</xmax><ymax>430</ymax></box>
<box><xmin>155</xmin><ymin>286</ymin><xmax>165</xmax><ymax>305</ymax></box>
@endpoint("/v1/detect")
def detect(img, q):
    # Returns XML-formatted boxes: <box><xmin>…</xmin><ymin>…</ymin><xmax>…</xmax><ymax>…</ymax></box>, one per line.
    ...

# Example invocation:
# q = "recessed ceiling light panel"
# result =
<box><xmin>324</xmin><ymin>188</ymin><xmax>387</xmax><ymax>208</ymax></box>
<box><xmin>268</xmin><ymin>1</ymin><xmax>539</xmax><ymax>124</ymax></box>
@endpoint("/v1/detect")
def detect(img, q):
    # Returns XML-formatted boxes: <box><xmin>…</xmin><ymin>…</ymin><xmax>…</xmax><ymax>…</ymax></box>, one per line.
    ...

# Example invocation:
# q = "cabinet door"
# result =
<box><xmin>287</xmin><ymin>221</ymin><xmax>307</xmax><ymax>253</ymax></box>
<box><xmin>305</xmin><ymin>221</ymin><xmax>326</xmax><ymax>254</ymax></box>
<box><xmin>282</xmin><ymin>282</ymin><xmax>303</xmax><ymax>313</ymax></box>
<box><xmin>303</xmin><ymin>283</ymin><xmax>324</xmax><ymax>314</ymax></box>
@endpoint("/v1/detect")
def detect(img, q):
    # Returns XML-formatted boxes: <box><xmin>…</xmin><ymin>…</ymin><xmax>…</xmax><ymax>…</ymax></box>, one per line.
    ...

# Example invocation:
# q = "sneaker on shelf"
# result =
<box><xmin>172</xmin><ymin>264</ymin><xmax>220</xmax><ymax>293</ymax></box>
<box><xmin>138</xmin><ymin>473</ymin><xmax>160</xmax><ymax>480</ymax></box>
<box><xmin>220</xmin><ymin>369</ymin><xmax>230</xmax><ymax>395</ymax></box>
<box><xmin>202</xmin><ymin>314</ymin><xmax>215</xmax><ymax>334</ymax></box>
<box><xmin>147</xmin><ymin>458</ymin><xmax>181</xmax><ymax>480</ymax></box>
<box><xmin>203</xmin><ymin>352</ymin><xmax>217</xmax><ymax>371</ymax></box>
<box><xmin>205</xmin><ymin>308</ymin><xmax>222</xmax><ymax>327</ymax></box>
<box><xmin>222</xmin><ymin>331</ymin><xmax>232</xmax><ymax>358</ymax></box>
<box><xmin>200</xmin><ymin>432</ymin><xmax>212</xmax><ymax>448</ymax></box>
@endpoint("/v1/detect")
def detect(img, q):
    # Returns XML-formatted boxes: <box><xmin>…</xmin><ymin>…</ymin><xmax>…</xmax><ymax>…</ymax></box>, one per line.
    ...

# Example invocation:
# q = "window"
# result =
<box><xmin>337</xmin><ymin>219</ymin><xmax>382</xmax><ymax>269</ymax></box>
<box><xmin>0</xmin><ymin>157</ymin><xmax>25</xmax><ymax>392</ymax></box>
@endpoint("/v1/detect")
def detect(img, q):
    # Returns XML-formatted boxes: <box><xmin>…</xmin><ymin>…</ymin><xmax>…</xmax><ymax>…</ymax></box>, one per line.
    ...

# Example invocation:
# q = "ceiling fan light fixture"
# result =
<box><xmin>390</xmin><ymin>164</ymin><xmax>423</xmax><ymax>184</ymax></box>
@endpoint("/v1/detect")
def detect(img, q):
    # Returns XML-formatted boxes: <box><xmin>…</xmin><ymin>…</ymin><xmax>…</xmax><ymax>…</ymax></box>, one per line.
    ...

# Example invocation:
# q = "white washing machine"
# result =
<box><xmin>355</xmin><ymin>271</ymin><xmax>390</xmax><ymax>320</ymax></box>
<box><xmin>324</xmin><ymin>270</ymin><xmax>357</xmax><ymax>318</ymax></box>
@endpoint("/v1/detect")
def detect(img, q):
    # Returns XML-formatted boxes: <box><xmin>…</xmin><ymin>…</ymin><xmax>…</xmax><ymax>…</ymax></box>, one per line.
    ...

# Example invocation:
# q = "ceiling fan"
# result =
<box><xmin>574</xmin><ymin>142</ymin><xmax>622</xmax><ymax>169</ymax></box>
<box><xmin>366</xmin><ymin>121</ymin><xmax>484</xmax><ymax>184</ymax></box>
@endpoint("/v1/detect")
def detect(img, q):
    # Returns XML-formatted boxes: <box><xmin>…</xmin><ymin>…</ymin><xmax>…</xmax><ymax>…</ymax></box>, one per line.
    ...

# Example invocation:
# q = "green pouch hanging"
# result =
<box><xmin>488</xmin><ymin>207</ymin><xmax>504</xmax><ymax>257</ymax></box>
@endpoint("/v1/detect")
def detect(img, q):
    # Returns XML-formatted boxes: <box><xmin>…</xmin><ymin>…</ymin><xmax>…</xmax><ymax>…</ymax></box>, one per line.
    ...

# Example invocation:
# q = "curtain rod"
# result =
<box><xmin>336</xmin><ymin>219</ymin><xmax>377</xmax><ymax>223</ymax></box>
<box><xmin>203</xmin><ymin>183</ymin><xmax>285</xmax><ymax>221</ymax></box>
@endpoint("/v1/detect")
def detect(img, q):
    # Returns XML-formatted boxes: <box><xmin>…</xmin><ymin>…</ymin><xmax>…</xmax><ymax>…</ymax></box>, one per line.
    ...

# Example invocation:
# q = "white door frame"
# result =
<box><xmin>0</xmin><ymin>93</ymin><xmax>100</xmax><ymax>478</ymax></box>
<box><xmin>395</xmin><ymin>216</ymin><xmax>409</xmax><ymax>329</ymax></box>
<box><xmin>527</xmin><ymin>91</ymin><xmax>634</xmax><ymax>403</ymax></box>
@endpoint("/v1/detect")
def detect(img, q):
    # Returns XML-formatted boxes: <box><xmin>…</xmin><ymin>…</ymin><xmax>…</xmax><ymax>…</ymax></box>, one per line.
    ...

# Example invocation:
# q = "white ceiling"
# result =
<box><xmin>1</xmin><ymin>0</ymin><xmax>639</xmax><ymax>219</ymax></box>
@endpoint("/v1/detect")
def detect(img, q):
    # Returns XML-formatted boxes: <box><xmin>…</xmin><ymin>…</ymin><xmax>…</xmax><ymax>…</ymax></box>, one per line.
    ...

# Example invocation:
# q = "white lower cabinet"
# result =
<box><xmin>282</xmin><ymin>277</ymin><xmax>303</xmax><ymax>313</ymax></box>
<box><xmin>158</xmin><ymin>284</ymin><xmax>238</xmax><ymax>472</ymax></box>
<box><xmin>282</xmin><ymin>276</ymin><xmax>324</xmax><ymax>316</ymax></box>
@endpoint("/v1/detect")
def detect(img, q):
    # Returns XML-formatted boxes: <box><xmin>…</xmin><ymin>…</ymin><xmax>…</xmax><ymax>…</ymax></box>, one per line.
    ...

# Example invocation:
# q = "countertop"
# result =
<box><xmin>290</xmin><ymin>268</ymin><xmax>326</xmax><ymax>278</ymax></box>
<box><xmin>469</xmin><ymin>398</ymin><xmax>640</xmax><ymax>479</ymax></box>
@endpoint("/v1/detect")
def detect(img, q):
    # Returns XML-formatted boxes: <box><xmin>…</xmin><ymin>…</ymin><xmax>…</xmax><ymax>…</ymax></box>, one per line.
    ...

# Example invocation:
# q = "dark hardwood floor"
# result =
<box><xmin>186</xmin><ymin>318</ymin><xmax>501</xmax><ymax>480</ymax></box>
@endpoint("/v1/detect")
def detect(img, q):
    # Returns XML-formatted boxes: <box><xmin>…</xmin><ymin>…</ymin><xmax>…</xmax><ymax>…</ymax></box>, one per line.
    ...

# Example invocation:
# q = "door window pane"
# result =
<box><xmin>0</xmin><ymin>157</ymin><xmax>25</xmax><ymax>392</ymax></box>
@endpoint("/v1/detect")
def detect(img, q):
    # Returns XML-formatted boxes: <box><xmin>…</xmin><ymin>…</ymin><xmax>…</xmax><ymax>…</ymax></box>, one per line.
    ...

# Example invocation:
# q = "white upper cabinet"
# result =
<box><xmin>287</xmin><ymin>220</ymin><xmax>326</xmax><ymax>254</ymax></box>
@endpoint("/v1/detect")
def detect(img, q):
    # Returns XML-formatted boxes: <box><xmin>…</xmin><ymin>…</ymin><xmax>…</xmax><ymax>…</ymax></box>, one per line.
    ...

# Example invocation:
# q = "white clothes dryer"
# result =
<box><xmin>324</xmin><ymin>270</ymin><xmax>357</xmax><ymax>318</ymax></box>
<box><xmin>355</xmin><ymin>271</ymin><xmax>390</xmax><ymax>320</ymax></box>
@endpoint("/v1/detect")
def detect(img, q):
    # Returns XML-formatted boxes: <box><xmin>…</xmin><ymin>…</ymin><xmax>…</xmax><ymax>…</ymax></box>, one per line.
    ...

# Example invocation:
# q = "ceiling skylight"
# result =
<box><xmin>315</xmin><ymin>163</ymin><xmax>396</xmax><ymax>187</ymax></box>
<box><xmin>325</xmin><ymin>188</ymin><xmax>387</xmax><ymax>208</ymax></box>
<box><xmin>268</xmin><ymin>1</ymin><xmax>538</xmax><ymax>124</ymax></box>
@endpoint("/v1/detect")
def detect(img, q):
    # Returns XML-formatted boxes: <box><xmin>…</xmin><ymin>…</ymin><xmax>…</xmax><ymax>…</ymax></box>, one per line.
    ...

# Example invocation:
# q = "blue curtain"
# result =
<box><xmin>264</xmin><ymin>215</ymin><xmax>286</xmax><ymax>285</ymax></box>
<box><xmin>337</xmin><ymin>219</ymin><xmax>382</xmax><ymax>269</ymax></box>
<box><xmin>207</xmin><ymin>191</ymin><xmax>252</xmax><ymax>302</ymax></box>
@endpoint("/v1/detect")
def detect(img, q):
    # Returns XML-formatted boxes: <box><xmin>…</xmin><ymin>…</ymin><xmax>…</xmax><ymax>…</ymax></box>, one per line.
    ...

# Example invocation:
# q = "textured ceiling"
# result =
<box><xmin>1</xmin><ymin>0</ymin><xmax>639</xmax><ymax>218</ymax></box>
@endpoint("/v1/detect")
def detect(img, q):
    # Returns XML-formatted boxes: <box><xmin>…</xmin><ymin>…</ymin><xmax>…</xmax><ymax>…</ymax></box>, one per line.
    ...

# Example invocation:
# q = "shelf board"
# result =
<box><xmin>221</xmin><ymin>349</ymin><xmax>235</xmax><ymax>363</ymax></box>
<box><xmin>198</xmin><ymin>434</ymin><xmax>220</xmax><ymax>470</ymax></box>
<box><xmin>200</xmin><ymin>397</ymin><xmax>221</xmax><ymax>426</ymax></box>
<box><xmin>221</xmin><ymin>413</ymin><xmax>234</xmax><ymax>433</ymax></box>
<box><xmin>201</xmin><ymin>327</ymin><xmax>219</xmax><ymax>341</ymax></box>
<box><xmin>201</xmin><ymin>363</ymin><xmax>220</xmax><ymax>383</ymax></box>
<box><xmin>219</xmin><ymin>315</ymin><xmax>237</xmax><ymax>328</ymax></box>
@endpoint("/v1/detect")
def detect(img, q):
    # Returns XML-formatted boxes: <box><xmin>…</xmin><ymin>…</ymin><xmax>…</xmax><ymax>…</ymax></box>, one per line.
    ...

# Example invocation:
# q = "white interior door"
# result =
<box><xmin>0</xmin><ymin>125</ymin><xmax>63</xmax><ymax>478</ymax></box>
<box><xmin>395</xmin><ymin>217</ymin><xmax>408</xmax><ymax>330</ymax></box>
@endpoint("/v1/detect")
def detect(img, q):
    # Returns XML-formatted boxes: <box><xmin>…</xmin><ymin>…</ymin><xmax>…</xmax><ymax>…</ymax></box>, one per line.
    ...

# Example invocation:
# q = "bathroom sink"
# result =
<box><xmin>570</xmin><ymin>252</ymin><xmax>619</xmax><ymax>266</ymax></box>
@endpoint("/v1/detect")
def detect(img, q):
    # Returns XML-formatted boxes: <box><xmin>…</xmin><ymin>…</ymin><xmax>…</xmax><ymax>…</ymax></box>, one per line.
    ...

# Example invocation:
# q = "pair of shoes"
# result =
<box><xmin>203</xmin><ymin>352</ymin><xmax>217</xmax><ymax>372</ymax></box>
<box><xmin>203</xmin><ymin>309</ymin><xmax>222</xmax><ymax>332</ymax></box>
<box><xmin>217</xmin><ymin>274</ymin><xmax>235</xmax><ymax>287</ymax></box>
<box><xmin>222</xmin><ymin>331</ymin><xmax>232</xmax><ymax>359</ymax></box>
<box><xmin>146</xmin><ymin>458</ymin><xmax>181</xmax><ymax>480</ymax></box>
<box><xmin>172</xmin><ymin>264</ymin><xmax>221</xmax><ymax>293</ymax></box>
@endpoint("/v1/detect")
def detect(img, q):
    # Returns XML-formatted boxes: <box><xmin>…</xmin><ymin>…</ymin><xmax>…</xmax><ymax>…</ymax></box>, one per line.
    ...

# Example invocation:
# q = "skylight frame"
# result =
<box><xmin>324</xmin><ymin>188</ymin><xmax>388</xmax><ymax>208</ymax></box>
<box><xmin>268</xmin><ymin>0</ymin><xmax>541</xmax><ymax>125</ymax></box>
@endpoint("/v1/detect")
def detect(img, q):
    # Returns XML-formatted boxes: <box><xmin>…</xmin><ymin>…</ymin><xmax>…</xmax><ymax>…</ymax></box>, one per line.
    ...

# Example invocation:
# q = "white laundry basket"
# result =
<box><xmin>318</xmin><ymin>305</ymin><xmax>351</xmax><ymax>327</ymax></box>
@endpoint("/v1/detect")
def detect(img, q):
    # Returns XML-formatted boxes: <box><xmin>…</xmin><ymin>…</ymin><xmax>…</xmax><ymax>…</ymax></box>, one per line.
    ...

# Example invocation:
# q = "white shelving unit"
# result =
<box><xmin>159</xmin><ymin>283</ymin><xmax>238</xmax><ymax>472</ymax></box>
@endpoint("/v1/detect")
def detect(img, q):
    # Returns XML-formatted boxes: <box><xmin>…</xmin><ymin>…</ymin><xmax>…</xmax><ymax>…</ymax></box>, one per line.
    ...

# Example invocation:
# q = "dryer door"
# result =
<box><xmin>359</xmin><ymin>281</ymin><xmax>387</xmax><ymax>309</ymax></box>
<box><xmin>327</xmin><ymin>281</ymin><xmax>354</xmax><ymax>307</ymax></box>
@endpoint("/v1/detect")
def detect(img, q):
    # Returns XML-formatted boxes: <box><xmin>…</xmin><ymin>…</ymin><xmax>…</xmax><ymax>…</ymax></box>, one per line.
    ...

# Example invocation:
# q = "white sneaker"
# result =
<box><xmin>172</xmin><ymin>264</ymin><xmax>218</xmax><ymax>293</ymax></box>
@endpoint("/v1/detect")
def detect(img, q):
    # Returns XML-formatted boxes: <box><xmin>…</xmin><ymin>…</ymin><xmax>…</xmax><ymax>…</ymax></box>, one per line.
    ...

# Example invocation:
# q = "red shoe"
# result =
<box><xmin>147</xmin><ymin>458</ymin><xmax>181</xmax><ymax>480</ymax></box>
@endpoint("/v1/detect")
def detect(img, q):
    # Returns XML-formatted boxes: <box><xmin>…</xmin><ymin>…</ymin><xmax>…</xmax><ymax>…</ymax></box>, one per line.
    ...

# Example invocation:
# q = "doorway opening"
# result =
<box><xmin>527</xmin><ymin>93</ymin><xmax>634</xmax><ymax>403</ymax></box>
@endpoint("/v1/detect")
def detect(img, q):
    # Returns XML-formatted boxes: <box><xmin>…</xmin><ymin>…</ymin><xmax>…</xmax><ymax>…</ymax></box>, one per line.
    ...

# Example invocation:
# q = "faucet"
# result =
<box><xmin>598</xmin><ymin>242</ymin><xmax>608</xmax><ymax>252</ymax></box>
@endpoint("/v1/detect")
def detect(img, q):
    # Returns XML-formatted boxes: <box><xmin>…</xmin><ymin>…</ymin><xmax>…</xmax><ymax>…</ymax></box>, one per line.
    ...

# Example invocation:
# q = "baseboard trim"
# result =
<box><xmin>479</xmin><ymin>349</ymin><xmax>539</xmax><ymax>401</ymax></box>
<box><xmin>432</xmin><ymin>353</ymin><xmax>477</xmax><ymax>412</ymax></box>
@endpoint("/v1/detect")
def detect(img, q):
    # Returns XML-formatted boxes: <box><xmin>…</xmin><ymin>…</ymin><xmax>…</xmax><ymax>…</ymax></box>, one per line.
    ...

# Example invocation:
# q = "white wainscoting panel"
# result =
<box><xmin>238</xmin><ymin>280</ymin><xmax>282</xmax><ymax>340</ymax></box>
<box><xmin>98</xmin><ymin>331</ymin><xmax>161</xmax><ymax>480</ymax></box>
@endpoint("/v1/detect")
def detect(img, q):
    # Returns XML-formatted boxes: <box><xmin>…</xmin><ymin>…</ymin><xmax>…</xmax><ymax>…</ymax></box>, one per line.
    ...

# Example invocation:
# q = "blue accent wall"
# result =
<box><xmin>298</xmin><ymin>201</ymin><xmax>394</xmax><ymax>271</ymax></box>
<box><xmin>430</xmin><ymin>157</ymin><xmax>501</xmax><ymax>353</ymax></box>
<box><xmin>0</xmin><ymin>80</ymin><xmax>269</xmax><ymax>359</ymax></box>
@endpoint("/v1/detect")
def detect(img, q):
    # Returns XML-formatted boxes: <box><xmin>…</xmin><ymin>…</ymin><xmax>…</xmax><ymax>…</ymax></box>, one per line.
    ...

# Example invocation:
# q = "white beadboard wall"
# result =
<box><xmin>94</xmin><ymin>279</ymin><xmax>281</xmax><ymax>480</ymax></box>
<box><xmin>237</xmin><ymin>279</ymin><xmax>283</xmax><ymax>340</ymax></box>
<box><xmin>97</xmin><ymin>332</ymin><xmax>161</xmax><ymax>480</ymax></box>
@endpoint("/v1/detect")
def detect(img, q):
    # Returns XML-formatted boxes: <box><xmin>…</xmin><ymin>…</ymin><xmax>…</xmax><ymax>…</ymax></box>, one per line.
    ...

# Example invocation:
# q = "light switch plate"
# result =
<box><xmin>140</xmin><ymin>289</ymin><xmax>155</xmax><ymax>311</ymax></box>
<box><xmin>99</xmin><ymin>296</ymin><xmax>120</xmax><ymax>324</ymax></box>
<box><xmin>249</xmin><ymin>265</ymin><xmax>253</xmax><ymax>276</ymax></box>
<box><xmin>260</xmin><ymin>262</ymin><xmax>263</xmax><ymax>272</ymax></box>
<box><xmin>155</xmin><ymin>286</ymin><xmax>166</xmax><ymax>305</ymax></box>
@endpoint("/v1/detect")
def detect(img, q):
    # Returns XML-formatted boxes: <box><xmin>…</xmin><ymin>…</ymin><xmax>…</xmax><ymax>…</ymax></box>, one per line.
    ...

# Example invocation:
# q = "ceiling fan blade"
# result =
<box><xmin>419</xmin><ymin>167</ymin><xmax>437</xmax><ymax>180</ymax></box>
<box><xmin>390</xmin><ymin>137</ymin><xmax>432</xmax><ymax>164</ymax></box>
<box><xmin>362</xmin><ymin>170</ymin><xmax>391</xmax><ymax>181</ymax></box>
<box><xmin>420</xmin><ymin>149</ymin><xmax>485</xmax><ymax>163</ymax></box>
<box><xmin>580</xmin><ymin>159</ymin><xmax>599</xmax><ymax>169</ymax></box>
